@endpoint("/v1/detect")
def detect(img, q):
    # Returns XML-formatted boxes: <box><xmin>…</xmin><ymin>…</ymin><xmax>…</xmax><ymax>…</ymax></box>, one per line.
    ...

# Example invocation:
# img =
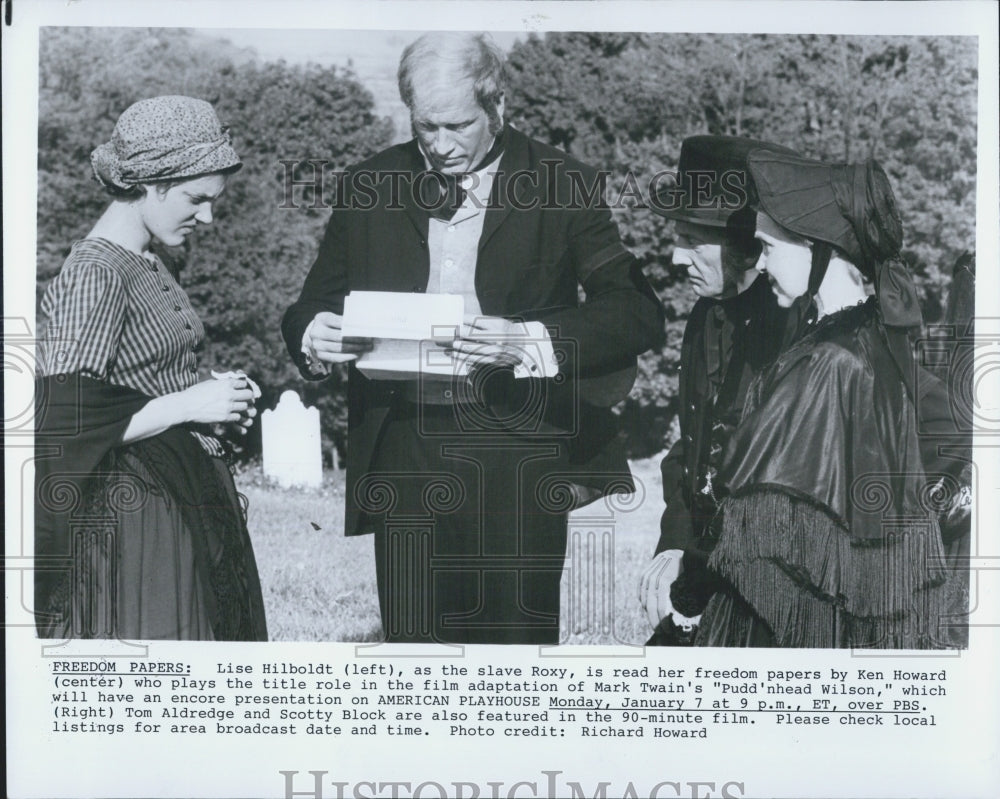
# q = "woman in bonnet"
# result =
<box><xmin>695</xmin><ymin>150</ymin><xmax>950</xmax><ymax>648</ymax></box>
<box><xmin>35</xmin><ymin>96</ymin><xmax>267</xmax><ymax>640</ymax></box>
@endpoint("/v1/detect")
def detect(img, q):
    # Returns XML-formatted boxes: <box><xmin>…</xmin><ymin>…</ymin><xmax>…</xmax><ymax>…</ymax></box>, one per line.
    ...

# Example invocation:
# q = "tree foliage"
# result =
<box><xmin>506</xmin><ymin>32</ymin><xmax>977</xmax><ymax>454</ymax></box>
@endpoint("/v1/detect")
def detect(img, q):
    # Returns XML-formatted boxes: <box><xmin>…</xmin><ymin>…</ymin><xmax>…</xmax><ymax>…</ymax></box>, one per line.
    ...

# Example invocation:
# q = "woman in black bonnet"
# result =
<box><xmin>35</xmin><ymin>96</ymin><xmax>267</xmax><ymax>640</ymax></box>
<box><xmin>695</xmin><ymin>150</ymin><xmax>950</xmax><ymax>648</ymax></box>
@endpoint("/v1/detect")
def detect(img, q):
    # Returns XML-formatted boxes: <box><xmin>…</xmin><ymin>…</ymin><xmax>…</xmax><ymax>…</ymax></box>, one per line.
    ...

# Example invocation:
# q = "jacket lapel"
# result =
<box><xmin>478</xmin><ymin>127</ymin><xmax>526</xmax><ymax>253</ymax></box>
<box><xmin>397</xmin><ymin>139</ymin><xmax>430</xmax><ymax>242</ymax></box>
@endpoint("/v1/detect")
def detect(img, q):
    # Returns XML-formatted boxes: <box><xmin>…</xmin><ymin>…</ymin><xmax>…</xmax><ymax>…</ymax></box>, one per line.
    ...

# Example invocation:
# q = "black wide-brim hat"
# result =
<box><xmin>650</xmin><ymin>134</ymin><xmax>797</xmax><ymax>226</ymax></box>
<box><xmin>747</xmin><ymin>149</ymin><xmax>903</xmax><ymax>276</ymax></box>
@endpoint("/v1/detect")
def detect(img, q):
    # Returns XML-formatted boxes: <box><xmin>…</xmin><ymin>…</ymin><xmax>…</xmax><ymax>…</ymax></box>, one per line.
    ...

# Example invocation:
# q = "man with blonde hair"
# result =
<box><xmin>283</xmin><ymin>32</ymin><xmax>663</xmax><ymax>644</ymax></box>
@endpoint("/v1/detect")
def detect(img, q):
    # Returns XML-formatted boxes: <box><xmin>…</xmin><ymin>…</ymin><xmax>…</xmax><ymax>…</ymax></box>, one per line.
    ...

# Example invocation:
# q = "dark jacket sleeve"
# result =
<box><xmin>655</xmin><ymin>439</ymin><xmax>694</xmax><ymax>555</ymax></box>
<box><xmin>280</xmin><ymin>205</ymin><xmax>352</xmax><ymax>378</ymax></box>
<box><xmin>538</xmin><ymin>202</ymin><xmax>665</xmax><ymax>376</ymax></box>
<box><xmin>915</xmin><ymin>365</ymin><xmax>970</xmax><ymax>481</ymax></box>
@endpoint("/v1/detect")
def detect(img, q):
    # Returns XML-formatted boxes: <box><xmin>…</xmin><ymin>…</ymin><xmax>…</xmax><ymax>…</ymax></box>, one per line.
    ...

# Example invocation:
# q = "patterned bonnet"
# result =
<box><xmin>90</xmin><ymin>95</ymin><xmax>241</xmax><ymax>189</ymax></box>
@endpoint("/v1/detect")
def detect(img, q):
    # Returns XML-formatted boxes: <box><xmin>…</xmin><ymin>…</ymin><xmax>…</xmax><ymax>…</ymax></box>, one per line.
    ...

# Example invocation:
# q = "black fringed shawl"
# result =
<box><xmin>35</xmin><ymin>373</ymin><xmax>266</xmax><ymax>640</ymax></box>
<box><xmin>709</xmin><ymin>300</ymin><xmax>948</xmax><ymax>647</ymax></box>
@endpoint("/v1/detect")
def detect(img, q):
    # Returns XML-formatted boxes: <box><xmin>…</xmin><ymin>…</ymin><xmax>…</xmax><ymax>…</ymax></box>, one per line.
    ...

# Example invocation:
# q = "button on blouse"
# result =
<box><xmin>38</xmin><ymin>238</ymin><xmax>222</xmax><ymax>456</ymax></box>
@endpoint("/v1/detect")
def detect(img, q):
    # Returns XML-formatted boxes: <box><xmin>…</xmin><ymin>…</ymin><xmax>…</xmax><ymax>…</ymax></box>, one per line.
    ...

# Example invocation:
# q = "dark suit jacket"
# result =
<box><xmin>282</xmin><ymin>127</ymin><xmax>664</xmax><ymax>535</ymax></box>
<box><xmin>656</xmin><ymin>275</ymin><xmax>786</xmax><ymax>558</ymax></box>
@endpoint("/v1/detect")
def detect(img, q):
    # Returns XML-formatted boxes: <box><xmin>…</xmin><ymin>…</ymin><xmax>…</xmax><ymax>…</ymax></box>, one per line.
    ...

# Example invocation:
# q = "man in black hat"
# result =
<box><xmin>639</xmin><ymin>135</ymin><xmax>796</xmax><ymax>645</ymax></box>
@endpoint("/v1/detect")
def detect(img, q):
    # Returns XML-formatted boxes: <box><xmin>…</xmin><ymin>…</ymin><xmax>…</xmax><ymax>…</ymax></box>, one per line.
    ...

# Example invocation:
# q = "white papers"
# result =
<box><xmin>342</xmin><ymin>290</ymin><xmax>462</xmax><ymax>341</ymax></box>
<box><xmin>352</xmin><ymin>337</ymin><xmax>469</xmax><ymax>380</ymax></box>
<box><xmin>343</xmin><ymin>291</ymin><xmax>465</xmax><ymax>379</ymax></box>
<box><xmin>340</xmin><ymin>291</ymin><xmax>558</xmax><ymax>380</ymax></box>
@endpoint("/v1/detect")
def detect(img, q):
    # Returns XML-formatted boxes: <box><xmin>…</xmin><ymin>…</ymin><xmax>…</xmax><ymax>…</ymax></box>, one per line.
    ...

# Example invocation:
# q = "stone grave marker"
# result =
<box><xmin>261</xmin><ymin>390</ymin><xmax>322</xmax><ymax>488</ymax></box>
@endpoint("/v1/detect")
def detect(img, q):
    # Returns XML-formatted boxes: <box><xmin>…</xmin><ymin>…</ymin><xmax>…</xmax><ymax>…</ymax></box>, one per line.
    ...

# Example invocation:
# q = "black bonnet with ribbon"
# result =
<box><xmin>748</xmin><ymin>150</ymin><xmax>923</xmax><ymax>397</ymax></box>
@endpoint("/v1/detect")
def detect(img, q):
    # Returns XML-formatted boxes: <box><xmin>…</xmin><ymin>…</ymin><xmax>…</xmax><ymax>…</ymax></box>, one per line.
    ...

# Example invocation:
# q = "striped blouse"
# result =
<box><xmin>38</xmin><ymin>238</ymin><xmax>223</xmax><ymax>456</ymax></box>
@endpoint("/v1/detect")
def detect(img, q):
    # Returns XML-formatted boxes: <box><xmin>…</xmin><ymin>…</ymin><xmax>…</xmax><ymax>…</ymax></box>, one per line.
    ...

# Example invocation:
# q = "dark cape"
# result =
<box><xmin>34</xmin><ymin>373</ymin><xmax>267</xmax><ymax>640</ymax></box>
<box><xmin>699</xmin><ymin>300</ymin><xmax>950</xmax><ymax>648</ymax></box>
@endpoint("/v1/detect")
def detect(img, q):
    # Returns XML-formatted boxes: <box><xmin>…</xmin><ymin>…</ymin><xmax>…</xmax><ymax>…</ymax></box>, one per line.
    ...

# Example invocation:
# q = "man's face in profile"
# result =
<box><xmin>672</xmin><ymin>220</ymin><xmax>734</xmax><ymax>299</ymax></box>
<box><xmin>410</xmin><ymin>74</ymin><xmax>502</xmax><ymax>174</ymax></box>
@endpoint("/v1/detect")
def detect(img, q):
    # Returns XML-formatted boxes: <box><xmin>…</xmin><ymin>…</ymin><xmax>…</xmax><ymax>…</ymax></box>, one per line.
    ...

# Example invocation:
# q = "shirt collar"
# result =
<box><xmin>421</xmin><ymin>148</ymin><xmax>503</xmax><ymax>224</ymax></box>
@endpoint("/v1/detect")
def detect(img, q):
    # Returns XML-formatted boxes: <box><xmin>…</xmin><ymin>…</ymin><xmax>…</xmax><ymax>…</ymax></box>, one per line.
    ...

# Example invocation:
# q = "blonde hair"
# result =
<box><xmin>398</xmin><ymin>33</ymin><xmax>506</xmax><ymax>131</ymax></box>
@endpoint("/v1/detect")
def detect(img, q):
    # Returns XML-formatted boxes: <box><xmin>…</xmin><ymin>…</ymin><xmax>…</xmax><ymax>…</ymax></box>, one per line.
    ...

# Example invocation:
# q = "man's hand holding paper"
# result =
<box><xmin>305</xmin><ymin>311</ymin><xmax>374</xmax><ymax>366</ymax></box>
<box><xmin>452</xmin><ymin>313</ymin><xmax>558</xmax><ymax>377</ymax></box>
<box><xmin>335</xmin><ymin>292</ymin><xmax>556</xmax><ymax>380</ymax></box>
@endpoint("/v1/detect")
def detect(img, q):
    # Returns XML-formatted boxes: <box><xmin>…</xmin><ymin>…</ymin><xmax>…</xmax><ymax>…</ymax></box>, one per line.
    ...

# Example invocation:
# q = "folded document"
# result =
<box><xmin>341</xmin><ymin>291</ymin><xmax>555</xmax><ymax>380</ymax></box>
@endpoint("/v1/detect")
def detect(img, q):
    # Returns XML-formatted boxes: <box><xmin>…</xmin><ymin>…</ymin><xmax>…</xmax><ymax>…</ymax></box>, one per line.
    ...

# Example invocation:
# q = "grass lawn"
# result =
<box><xmin>239</xmin><ymin>456</ymin><xmax>665</xmax><ymax>644</ymax></box>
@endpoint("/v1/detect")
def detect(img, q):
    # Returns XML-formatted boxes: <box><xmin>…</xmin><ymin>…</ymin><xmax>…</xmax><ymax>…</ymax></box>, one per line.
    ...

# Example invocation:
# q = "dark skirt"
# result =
<box><xmin>40</xmin><ymin>448</ymin><xmax>267</xmax><ymax>641</ymax></box>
